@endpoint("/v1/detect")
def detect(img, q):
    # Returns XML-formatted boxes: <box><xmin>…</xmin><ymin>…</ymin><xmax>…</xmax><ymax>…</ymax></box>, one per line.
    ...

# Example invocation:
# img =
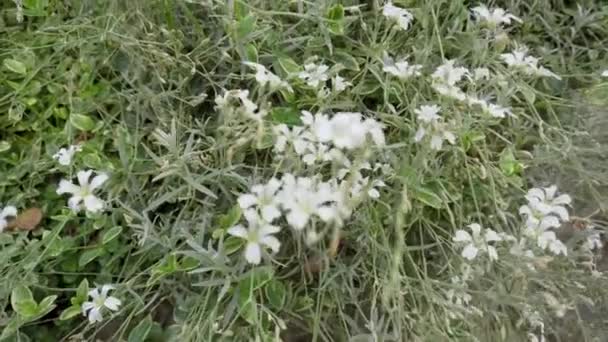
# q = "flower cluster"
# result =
<box><xmin>274</xmin><ymin>111</ymin><xmax>385</xmax><ymax>165</ymax></box>
<box><xmin>518</xmin><ymin>185</ymin><xmax>570</xmax><ymax>256</ymax></box>
<box><xmin>297</xmin><ymin>61</ymin><xmax>350</xmax><ymax>96</ymax></box>
<box><xmin>413</xmin><ymin>104</ymin><xmax>456</xmax><ymax>150</ymax></box>
<box><xmin>501</xmin><ymin>48</ymin><xmax>561</xmax><ymax>80</ymax></box>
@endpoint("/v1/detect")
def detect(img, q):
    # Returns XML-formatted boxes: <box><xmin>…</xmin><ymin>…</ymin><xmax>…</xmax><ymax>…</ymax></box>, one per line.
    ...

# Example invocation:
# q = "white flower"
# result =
<box><xmin>57</xmin><ymin>170</ymin><xmax>108</xmax><ymax>213</ymax></box>
<box><xmin>431</xmin><ymin>60</ymin><xmax>469</xmax><ymax>101</ymax></box>
<box><xmin>473</xmin><ymin>67</ymin><xmax>490</xmax><ymax>80</ymax></box>
<box><xmin>329</xmin><ymin>112</ymin><xmax>369</xmax><ymax>149</ymax></box>
<box><xmin>227</xmin><ymin>210</ymin><xmax>281</xmax><ymax>264</ymax></box>
<box><xmin>298</xmin><ymin>63</ymin><xmax>330</xmax><ymax>88</ymax></box>
<box><xmin>432</xmin><ymin>60</ymin><xmax>469</xmax><ymax>86</ymax></box>
<box><xmin>413</xmin><ymin>105</ymin><xmax>456</xmax><ymax>150</ymax></box>
<box><xmin>602</xmin><ymin>70</ymin><xmax>608</xmax><ymax>77</ymax></box>
<box><xmin>278</xmin><ymin>175</ymin><xmax>337</xmax><ymax>230</ymax></box>
<box><xmin>273</xmin><ymin>124</ymin><xmax>309</xmax><ymax>154</ymax></box>
<box><xmin>583</xmin><ymin>231</ymin><xmax>603</xmax><ymax>251</ymax></box>
<box><xmin>243</xmin><ymin>62</ymin><xmax>292</xmax><ymax>91</ymax></box>
<box><xmin>302</xmin><ymin>142</ymin><xmax>334</xmax><ymax>165</ymax></box>
<box><xmin>481</xmin><ymin>102</ymin><xmax>513</xmax><ymax>118</ymax></box>
<box><xmin>382</xmin><ymin>1</ymin><xmax>414</xmax><ymax>31</ymax></box>
<box><xmin>301</xmin><ymin>111</ymin><xmax>333</xmax><ymax>142</ymax></box>
<box><xmin>214</xmin><ymin>89</ymin><xmax>267</xmax><ymax>122</ymax></box>
<box><xmin>53</xmin><ymin>145</ymin><xmax>82</xmax><ymax>166</ymax></box>
<box><xmin>471</xmin><ymin>5</ymin><xmax>521</xmax><ymax>27</ymax></box>
<box><xmin>414</xmin><ymin>105</ymin><xmax>441</xmax><ymax>123</ymax></box>
<box><xmin>382</xmin><ymin>53</ymin><xmax>422</xmax><ymax>80</ymax></box>
<box><xmin>238</xmin><ymin>178</ymin><xmax>283</xmax><ymax>222</ymax></box>
<box><xmin>500</xmin><ymin>48</ymin><xmax>561</xmax><ymax>80</ymax></box>
<box><xmin>0</xmin><ymin>205</ymin><xmax>17</xmax><ymax>232</ymax></box>
<box><xmin>81</xmin><ymin>285</ymin><xmax>121</xmax><ymax>323</ymax></box>
<box><xmin>453</xmin><ymin>223</ymin><xmax>502</xmax><ymax>261</ymax></box>
<box><xmin>363</xmin><ymin>118</ymin><xmax>386</xmax><ymax>146</ymax></box>
<box><xmin>521</xmin><ymin>185</ymin><xmax>571</xmax><ymax>221</ymax></box>
<box><xmin>333</xmin><ymin>75</ymin><xmax>351</xmax><ymax>92</ymax></box>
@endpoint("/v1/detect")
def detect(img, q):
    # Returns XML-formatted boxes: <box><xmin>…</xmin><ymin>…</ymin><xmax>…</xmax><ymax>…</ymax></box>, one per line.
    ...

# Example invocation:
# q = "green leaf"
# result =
<box><xmin>264</xmin><ymin>280</ymin><xmax>286</xmax><ymax>309</ymax></box>
<box><xmin>236</xmin><ymin>15</ymin><xmax>257</xmax><ymax>41</ymax></box>
<box><xmin>102</xmin><ymin>226</ymin><xmax>123</xmax><ymax>244</ymax></box>
<box><xmin>36</xmin><ymin>295</ymin><xmax>57</xmax><ymax>317</ymax></box>
<box><xmin>218</xmin><ymin>205</ymin><xmax>242</xmax><ymax>230</ymax></box>
<box><xmin>11</xmin><ymin>286</ymin><xmax>37</xmax><ymax>318</ymax></box>
<box><xmin>224</xmin><ymin>236</ymin><xmax>244</xmax><ymax>255</ymax></box>
<box><xmin>245</xmin><ymin>44</ymin><xmax>258</xmax><ymax>62</ymax></box>
<box><xmin>277</xmin><ymin>57</ymin><xmax>300</xmax><ymax>75</ymax></box>
<box><xmin>0</xmin><ymin>141</ymin><xmax>11</xmax><ymax>152</ymax></box>
<box><xmin>0</xmin><ymin>316</ymin><xmax>23</xmax><ymax>340</ymax></box>
<box><xmin>327</xmin><ymin>4</ymin><xmax>344</xmax><ymax>21</ymax></box>
<box><xmin>78</xmin><ymin>248</ymin><xmax>104</xmax><ymax>267</ymax></box>
<box><xmin>128</xmin><ymin>316</ymin><xmax>154</xmax><ymax>342</ymax></box>
<box><xmin>327</xmin><ymin>4</ymin><xmax>345</xmax><ymax>35</ymax></box>
<box><xmin>70</xmin><ymin>114</ymin><xmax>96</xmax><ymax>131</ymax></box>
<box><xmin>413</xmin><ymin>186</ymin><xmax>443</xmax><ymax>209</ymax></box>
<box><xmin>59</xmin><ymin>306</ymin><xmax>81</xmax><ymax>321</ymax></box>
<box><xmin>270</xmin><ymin>107</ymin><xmax>302</xmax><ymax>126</ymax></box>
<box><xmin>333</xmin><ymin>51</ymin><xmax>360</xmax><ymax>71</ymax></box>
<box><xmin>82</xmin><ymin>153</ymin><xmax>102</xmax><ymax>169</ymax></box>
<box><xmin>3</xmin><ymin>59</ymin><xmax>27</xmax><ymax>75</ymax></box>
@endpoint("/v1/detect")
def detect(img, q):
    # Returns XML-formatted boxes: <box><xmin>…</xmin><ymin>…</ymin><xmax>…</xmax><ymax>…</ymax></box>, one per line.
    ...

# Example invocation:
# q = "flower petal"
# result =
<box><xmin>57</xmin><ymin>180</ymin><xmax>80</xmax><ymax>195</ymax></box>
<box><xmin>84</xmin><ymin>195</ymin><xmax>104</xmax><ymax>213</ymax></box>
<box><xmin>244</xmin><ymin>242</ymin><xmax>262</xmax><ymax>264</ymax></box>
<box><xmin>286</xmin><ymin>210</ymin><xmax>309</xmax><ymax>230</ymax></box>
<box><xmin>68</xmin><ymin>196</ymin><xmax>83</xmax><ymax>212</ymax></box>
<box><xmin>88</xmin><ymin>307</ymin><xmax>103</xmax><ymax>323</ymax></box>
<box><xmin>259</xmin><ymin>224</ymin><xmax>280</xmax><ymax>236</ymax></box>
<box><xmin>260</xmin><ymin>235</ymin><xmax>281</xmax><ymax>253</ymax></box>
<box><xmin>101</xmin><ymin>284</ymin><xmax>114</xmax><ymax>297</ymax></box>
<box><xmin>461</xmin><ymin>244</ymin><xmax>479</xmax><ymax>260</ymax></box>
<box><xmin>81</xmin><ymin>301</ymin><xmax>95</xmax><ymax>314</ymax></box>
<box><xmin>77</xmin><ymin>170</ymin><xmax>93</xmax><ymax>187</ymax></box>
<box><xmin>104</xmin><ymin>296</ymin><xmax>121</xmax><ymax>311</ymax></box>
<box><xmin>261</xmin><ymin>205</ymin><xmax>281</xmax><ymax>222</ymax></box>
<box><xmin>237</xmin><ymin>194</ymin><xmax>257</xmax><ymax>209</ymax></box>
<box><xmin>90</xmin><ymin>173</ymin><xmax>109</xmax><ymax>190</ymax></box>
<box><xmin>453</xmin><ymin>230</ymin><xmax>472</xmax><ymax>242</ymax></box>
<box><xmin>1</xmin><ymin>206</ymin><xmax>17</xmax><ymax>219</ymax></box>
<box><xmin>484</xmin><ymin>229</ymin><xmax>502</xmax><ymax>242</ymax></box>
<box><xmin>227</xmin><ymin>225</ymin><xmax>248</xmax><ymax>239</ymax></box>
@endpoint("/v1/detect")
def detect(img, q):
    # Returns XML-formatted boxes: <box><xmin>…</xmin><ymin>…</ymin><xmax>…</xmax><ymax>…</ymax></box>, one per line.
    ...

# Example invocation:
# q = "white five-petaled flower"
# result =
<box><xmin>81</xmin><ymin>285</ymin><xmax>121</xmax><ymax>323</ymax></box>
<box><xmin>382</xmin><ymin>1</ymin><xmax>414</xmax><ymax>31</ymax></box>
<box><xmin>453</xmin><ymin>223</ymin><xmax>502</xmax><ymax>261</ymax></box>
<box><xmin>382</xmin><ymin>53</ymin><xmax>422</xmax><ymax>80</ymax></box>
<box><xmin>57</xmin><ymin>170</ymin><xmax>108</xmax><ymax>213</ymax></box>
<box><xmin>413</xmin><ymin>105</ymin><xmax>456</xmax><ymax>150</ymax></box>
<box><xmin>500</xmin><ymin>48</ymin><xmax>561</xmax><ymax>80</ymax></box>
<box><xmin>214</xmin><ymin>89</ymin><xmax>267</xmax><ymax>122</ymax></box>
<box><xmin>53</xmin><ymin>145</ymin><xmax>82</xmax><ymax>166</ymax></box>
<box><xmin>238</xmin><ymin>178</ymin><xmax>283</xmax><ymax>222</ymax></box>
<box><xmin>298</xmin><ymin>63</ymin><xmax>330</xmax><ymax>88</ymax></box>
<box><xmin>273</xmin><ymin>124</ymin><xmax>308</xmax><ymax>154</ymax></box>
<box><xmin>431</xmin><ymin>60</ymin><xmax>470</xmax><ymax>101</ymax></box>
<box><xmin>0</xmin><ymin>205</ymin><xmax>17</xmax><ymax>232</ymax></box>
<box><xmin>227</xmin><ymin>209</ymin><xmax>281</xmax><ymax>264</ymax></box>
<box><xmin>278</xmin><ymin>174</ymin><xmax>338</xmax><ymax>230</ymax></box>
<box><xmin>471</xmin><ymin>5</ymin><xmax>522</xmax><ymax>28</ymax></box>
<box><xmin>243</xmin><ymin>62</ymin><xmax>292</xmax><ymax>92</ymax></box>
<box><xmin>333</xmin><ymin>75</ymin><xmax>351</xmax><ymax>92</ymax></box>
<box><xmin>520</xmin><ymin>185</ymin><xmax>571</xmax><ymax>223</ymax></box>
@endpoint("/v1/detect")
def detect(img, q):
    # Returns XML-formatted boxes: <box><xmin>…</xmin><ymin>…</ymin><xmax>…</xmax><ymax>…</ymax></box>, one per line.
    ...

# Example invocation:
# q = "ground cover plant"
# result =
<box><xmin>1</xmin><ymin>0</ymin><xmax>608</xmax><ymax>341</ymax></box>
